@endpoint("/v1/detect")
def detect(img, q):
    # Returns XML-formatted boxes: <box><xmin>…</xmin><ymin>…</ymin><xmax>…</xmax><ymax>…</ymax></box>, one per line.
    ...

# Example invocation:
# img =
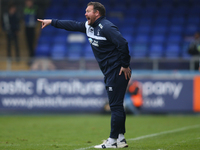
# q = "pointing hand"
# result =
<box><xmin>37</xmin><ymin>19</ymin><xmax>52</xmax><ymax>29</ymax></box>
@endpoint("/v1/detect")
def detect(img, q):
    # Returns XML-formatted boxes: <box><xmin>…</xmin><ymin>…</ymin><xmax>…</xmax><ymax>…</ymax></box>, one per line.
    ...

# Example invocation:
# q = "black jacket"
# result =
<box><xmin>2</xmin><ymin>12</ymin><xmax>20</xmax><ymax>34</ymax></box>
<box><xmin>51</xmin><ymin>16</ymin><xmax>130</xmax><ymax>76</ymax></box>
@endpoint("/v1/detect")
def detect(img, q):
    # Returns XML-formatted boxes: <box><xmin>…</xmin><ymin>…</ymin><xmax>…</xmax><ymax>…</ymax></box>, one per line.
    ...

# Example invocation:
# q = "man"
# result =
<box><xmin>2</xmin><ymin>4</ymin><xmax>20</xmax><ymax>60</ymax></box>
<box><xmin>38</xmin><ymin>1</ymin><xmax>131</xmax><ymax>148</ymax></box>
<box><xmin>24</xmin><ymin>0</ymin><xmax>38</xmax><ymax>58</ymax></box>
<box><xmin>188</xmin><ymin>32</ymin><xmax>200</xmax><ymax>56</ymax></box>
<box><xmin>188</xmin><ymin>32</ymin><xmax>200</xmax><ymax>70</ymax></box>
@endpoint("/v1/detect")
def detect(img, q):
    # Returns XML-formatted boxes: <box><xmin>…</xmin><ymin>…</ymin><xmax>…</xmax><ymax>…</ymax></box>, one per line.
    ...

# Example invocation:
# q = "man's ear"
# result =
<box><xmin>95</xmin><ymin>10</ymin><xmax>100</xmax><ymax>17</ymax></box>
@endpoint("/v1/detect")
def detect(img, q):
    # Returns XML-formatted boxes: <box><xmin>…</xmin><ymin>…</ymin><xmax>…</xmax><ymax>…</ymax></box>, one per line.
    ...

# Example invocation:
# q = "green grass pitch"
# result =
<box><xmin>0</xmin><ymin>114</ymin><xmax>200</xmax><ymax>150</ymax></box>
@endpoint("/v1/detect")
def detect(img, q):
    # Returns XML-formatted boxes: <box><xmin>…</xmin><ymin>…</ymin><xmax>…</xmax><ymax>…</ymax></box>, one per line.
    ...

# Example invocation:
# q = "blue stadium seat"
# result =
<box><xmin>172</xmin><ymin>6</ymin><xmax>188</xmax><ymax>15</ymax></box>
<box><xmin>165</xmin><ymin>44</ymin><xmax>181</xmax><ymax>58</ymax></box>
<box><xmin>37</xmin><ymin>35</ymin><xmax>54</xmax><ymax>45</ymax></box>
<box><xmin>186</xmin><ymin>16</ymin><xmax>200</xmax><ymax>24</ymax></box>
<box><xmin>107</xmin><ymin>17</ymin><xmax>122</xmax><ymax>26</ymax></box>
<box><xmin>176</xmin><ymin>0</ymin><xmax>191</xmax><ymax>6</ymax></box>
<box><xmin>169</xmin><ymin>25</ymin><xmax>184</xmax><ymax>34</ymax></box>
<box><xmin>151</xmin><ymin>34</ymin><xmax>166</xmax><ymax>43</ymax></box>
<box><xmin>46</xmin><ymin>5</ymin><xmax>62</xmax><ymax>15</ymax></box>
<box><xmin>157</xmin><ymin>7</ymin><xmax>172</xmax><ymax>15</ymax></box>
<box><xmin>161</xmin><ymin>0</ymin><xmax>174</xmax><ymax>4</ymax></box>
<box><xmin>167</xmin><ymin>34</ymin><xmax>182</xmax><ymax>43</ymax></box>
<box><xmin>83</xmin><ymin>43</ymin><xmax>95</xmax><ymax>60</ymax></box>
<box><xmin>123</xmin><ymin>17</ymin><xmax>137</xmax><ymax>25</ymax></box>
<box><xmin>135</xmin><ymin>34</ymin><xmax>150</xmax><ymax>43</ymax></box>
<box><xmin>59</xmin><ymin>14</ymin><xmax>74</xmax><ymax>20</ymax></box>
<box><xmin>52</xmin><ymin>35</ymin><xmax>67</xmax><ymax>44</ymax></box>
<box><xmin>67</xmin><ymin>0</ymin><xmax>81</xmax><ymax>5</ymax></box>
<box><xmin>140</xmin><ymin>7</ymin><xmax>157</xmax><ymax>17</ymax></box>
<box><xmin>184</xmin><ymin>24</ymin><xmax>199</xmax><ymax>35</ymax></box>
<box><xmin>35</xmin><ymin>43</ymin><xmax>51</xmax><ymax>57</ymax></box>
<box><xmin>192</xmin><ymin>0</ymin><xmax>200</xmax><ymax>3</ymax></box>
<box><xmin>38</xmin><ymin>0</ymin><xmax>200</xmax><ymax>61</ymax></box>
<box><xmin>40</xmin><ymin>26</ymin><xmax>56</xmax><ymax>36</ymax></box>
<box><xmin>143</xmin><ymin>0</ymin><xmax>158</xmax><ymax>4</ymax></box>
<box><xmin>152</xmin><ymin>24</ymin><xmax>168</xmax><ymax>34</ymax></box>
<box><xmin>124</xmin><ymin>7</ymin><xmax>141</xmax><ymax>17</ymax></box>
<box><xmin>138</xmin><ymin>17</ymin><xmax>153</xmax><ymax>25</ymax></box>
<box><xmin>170</xmin><ymin>16</ymin><xmax>185</xmax><ymax>25</ymax></box>
<box><xmin>192</xmin><ymin>0</ymin><xmax>200</xmax><ymax>5</ymax></box>
<box><xmin>67</xmin><ymin>43</ymin><xmax>83</xmax><ymax>60</ymax></box>
<box><xmin>137</xmin><ymin>25</ymin><xmax>152</xmax><ymax>34</ymax></box>
<box><xmin>131</xmin><ymin>43</ymin><xmax>148</xmax><ymax>58</ymax></box>
<box><xmin>120</xmin><ymin>25</ymin><xmax>135</xmax><ymax>35</ymax></box>
<box><xmin>123</xmin><ymin>34</ymin><xmax>134</xmax><ymax>43</ymax></box>
<box><xmin>154</xmin><ymin>16</ymin><xmax>169</xmax><ymax>24</ymax></box>
<box><xmin>149</xmin><ymin>43</ymin><xmax>164</xmax><ymax>58</ymax></box>
<box><xmin>55</xmin><ymin>29</ymin><xmax>69</xmax><ymax>36</ymax></box>
<box><xmin>129</xmin><ymin>2</ymin><xmax>143</xmax><ymax>9</ymax></box>
<box><xmin>111</xmin><ymin>4</ymin><xmax>126</xmax><ymax>12</ymax></box>
<box><xmin>61</xmin><ymin>6</ymin><xmax>78</xmax><ymax>16</ymax></box>
<box><xmin>44</xmin><ymin>12</ymin><xmax>59</xmax><ymax>19</ymax></box>
<box><xmin>51</xmin><ymin>43</ymin><xmax>67</xmax><ymax>59</ymax></box>
<box><xmin>188</xmin><ymin>6</ymin><xmax>200</xmax><ymax>15</ymax></box>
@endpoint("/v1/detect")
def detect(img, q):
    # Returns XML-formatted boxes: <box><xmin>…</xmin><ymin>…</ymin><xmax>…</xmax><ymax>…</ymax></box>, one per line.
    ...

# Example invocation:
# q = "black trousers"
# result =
<box><xmin>104</xmin><ymin>66</ymin><xmax>130</xmax><ymax>139</ymax></box>
<box><xmin>25</xmin><ymin>27</ymin><xmax>35</xmax><ymax>57</ymax></box>
<box><xmin>7</xmin><ymin>33</ymin><xmax>19</xmax><ymax>58</ymax></box>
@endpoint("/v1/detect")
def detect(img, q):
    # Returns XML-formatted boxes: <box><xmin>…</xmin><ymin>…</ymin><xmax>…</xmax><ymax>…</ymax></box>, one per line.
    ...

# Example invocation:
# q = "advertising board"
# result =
<box><xmin>0</xmin><ymin>75</ymin><xmax>199</xmax><ymax>113</ymax></box>
<box><xmin>0</xmin><ymin>77</ymin><xmax>107</xmax><ymax>113</ymax></box>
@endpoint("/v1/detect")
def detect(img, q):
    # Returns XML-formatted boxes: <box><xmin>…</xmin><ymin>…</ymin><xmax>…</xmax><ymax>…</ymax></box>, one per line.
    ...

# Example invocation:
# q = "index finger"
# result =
<box><xmin>37</xmin><ymin>19</ymin><xmax>43</xmax><ymax>22</ymax></box>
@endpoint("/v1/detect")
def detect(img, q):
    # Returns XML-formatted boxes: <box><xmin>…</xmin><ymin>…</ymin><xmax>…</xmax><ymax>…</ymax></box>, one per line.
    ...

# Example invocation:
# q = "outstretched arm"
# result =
<box><xmin>37</xmin><ymin>19</ymin><xmax>52</xmax><ymax>29</ymax></box>
<box><xmin>38</xmin><ymin>19</ymin><xmax>86</xmax><ymax>33</ymax></box>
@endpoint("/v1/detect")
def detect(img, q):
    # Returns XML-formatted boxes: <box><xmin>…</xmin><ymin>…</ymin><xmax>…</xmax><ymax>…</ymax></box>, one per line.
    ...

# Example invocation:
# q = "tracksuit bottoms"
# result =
<box><xmin>104</xmin><ymin>66</ymin><xmax>130</xmax><ymax>139</ymax></box>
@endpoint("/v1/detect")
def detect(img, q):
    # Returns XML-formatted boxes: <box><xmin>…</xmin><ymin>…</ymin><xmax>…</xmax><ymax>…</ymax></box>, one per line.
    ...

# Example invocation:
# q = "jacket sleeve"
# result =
<box><xmin>51</xmin><ymin>19</ymin><xmax>86</xmax><ymax>33</ymax></box>
<box><xmin>103</xmin><ymin>24</ymin><xmax>130</xmax><ymax>68</ymax></box>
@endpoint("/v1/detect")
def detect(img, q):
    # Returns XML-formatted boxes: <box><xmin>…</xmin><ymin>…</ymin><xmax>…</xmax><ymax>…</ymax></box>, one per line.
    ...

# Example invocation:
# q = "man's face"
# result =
<box><xmin>9</xmin><ymin>7</ymin><xmax>16</xmax><ymax>15</ymax></box>
<box><xmin>85</xmin><ymin>5</ymin><xmax>98</xmax><ymax>25</ymax></box>
<box><xmin>26</xmin><ymin>0</ymin><xmax>33</xmax><ymax>8</ymax></box>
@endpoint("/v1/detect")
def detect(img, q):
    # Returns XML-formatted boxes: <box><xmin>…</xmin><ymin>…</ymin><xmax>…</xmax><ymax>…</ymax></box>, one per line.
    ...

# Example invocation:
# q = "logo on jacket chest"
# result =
<box><xmin>88</xmin><ymin>27</ymin><xmax>101</xmax><ymax>36</ymax></box>
<box><xmin>89</xmin><ymin>27</ymin><xmax>94</xmax><ymax>34</ymax></box>
<box><xmin>88</xmin><ymin>38</ymin><xmax>99</xmax><ymax>47</ymax></box>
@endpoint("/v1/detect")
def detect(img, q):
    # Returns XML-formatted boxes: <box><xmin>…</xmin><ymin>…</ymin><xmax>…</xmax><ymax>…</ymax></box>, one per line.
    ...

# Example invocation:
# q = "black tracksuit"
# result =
<box><xmin>2</xmin><ymin>12</ymin><xmax>20</xmax><ymax>58</ymax></box>
<box><xmin>51</xmin><ymin>16</ymin><xmax>131</xmax><ymax>138</ymax></box>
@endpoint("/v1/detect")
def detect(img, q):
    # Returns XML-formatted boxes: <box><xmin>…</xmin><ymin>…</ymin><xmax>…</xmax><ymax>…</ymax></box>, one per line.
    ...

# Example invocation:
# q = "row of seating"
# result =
<box><xmin>35</xmin><ymin>41</ymin><xmax>190</xmax><ymax>59</ymax></box>
<box><xmin>50</xmin><ymin>0</ymin><xmax>200</xmax><ymax>7</ymax></box>
<box><xmin>35</xmin><ymin>0</ymin><xmax>199</xmax><ymax>59</ymax></box>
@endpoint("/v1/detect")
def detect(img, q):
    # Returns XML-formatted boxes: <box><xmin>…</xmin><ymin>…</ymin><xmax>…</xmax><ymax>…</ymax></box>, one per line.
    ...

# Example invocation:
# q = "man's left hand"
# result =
<box><xmin>119</xmin><ymin>67</ymin><xmax>131</xmax><ymax>80</ymax></box>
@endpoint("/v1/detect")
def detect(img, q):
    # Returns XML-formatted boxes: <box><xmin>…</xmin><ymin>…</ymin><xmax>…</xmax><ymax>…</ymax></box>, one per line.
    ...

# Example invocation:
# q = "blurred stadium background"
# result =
<box><xmin>0</xmin><ymin>0</ymin><xmax>200</xmax><ymax>114</ymax></box>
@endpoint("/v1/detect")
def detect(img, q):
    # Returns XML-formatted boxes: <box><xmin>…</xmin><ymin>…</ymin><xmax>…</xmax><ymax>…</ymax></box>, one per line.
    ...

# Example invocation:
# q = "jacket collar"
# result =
<box><xmin>91</xmin><ymin>16</ymin><xmax>106</xmax><ymax>27</ymax></box>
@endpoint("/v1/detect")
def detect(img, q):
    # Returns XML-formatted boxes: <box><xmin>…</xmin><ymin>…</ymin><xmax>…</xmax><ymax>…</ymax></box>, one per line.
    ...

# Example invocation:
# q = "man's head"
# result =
<box><xmin>8</xmin><ymin>4</ymin><xmax>17</xmax><ymax>15</ymax></box>
<box><xmin>25</xmin><ymin>0</ymin><xmax>34</xmax><ymax>8</ymax></box>
<box><xmin>85</xmin><ymin>2</ymin><xmax>106</xmax><ymax>25</ymax></box>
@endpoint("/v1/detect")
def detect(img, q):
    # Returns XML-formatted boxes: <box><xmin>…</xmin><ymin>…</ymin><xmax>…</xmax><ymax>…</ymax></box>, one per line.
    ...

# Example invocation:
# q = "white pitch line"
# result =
<box><xmin>75</xmin><ymin>146</ymin><xmax>94</xmax><ymax>150</ymax></box>
<box><xmin>75</xmin><ymin>124</ymin><xmax>200</xmax><ymax>150</ymax></box>
<box><xmin>128</xmin><ymin>124</ymin><xmax>200</xmax><ymax>141</ymax></box>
